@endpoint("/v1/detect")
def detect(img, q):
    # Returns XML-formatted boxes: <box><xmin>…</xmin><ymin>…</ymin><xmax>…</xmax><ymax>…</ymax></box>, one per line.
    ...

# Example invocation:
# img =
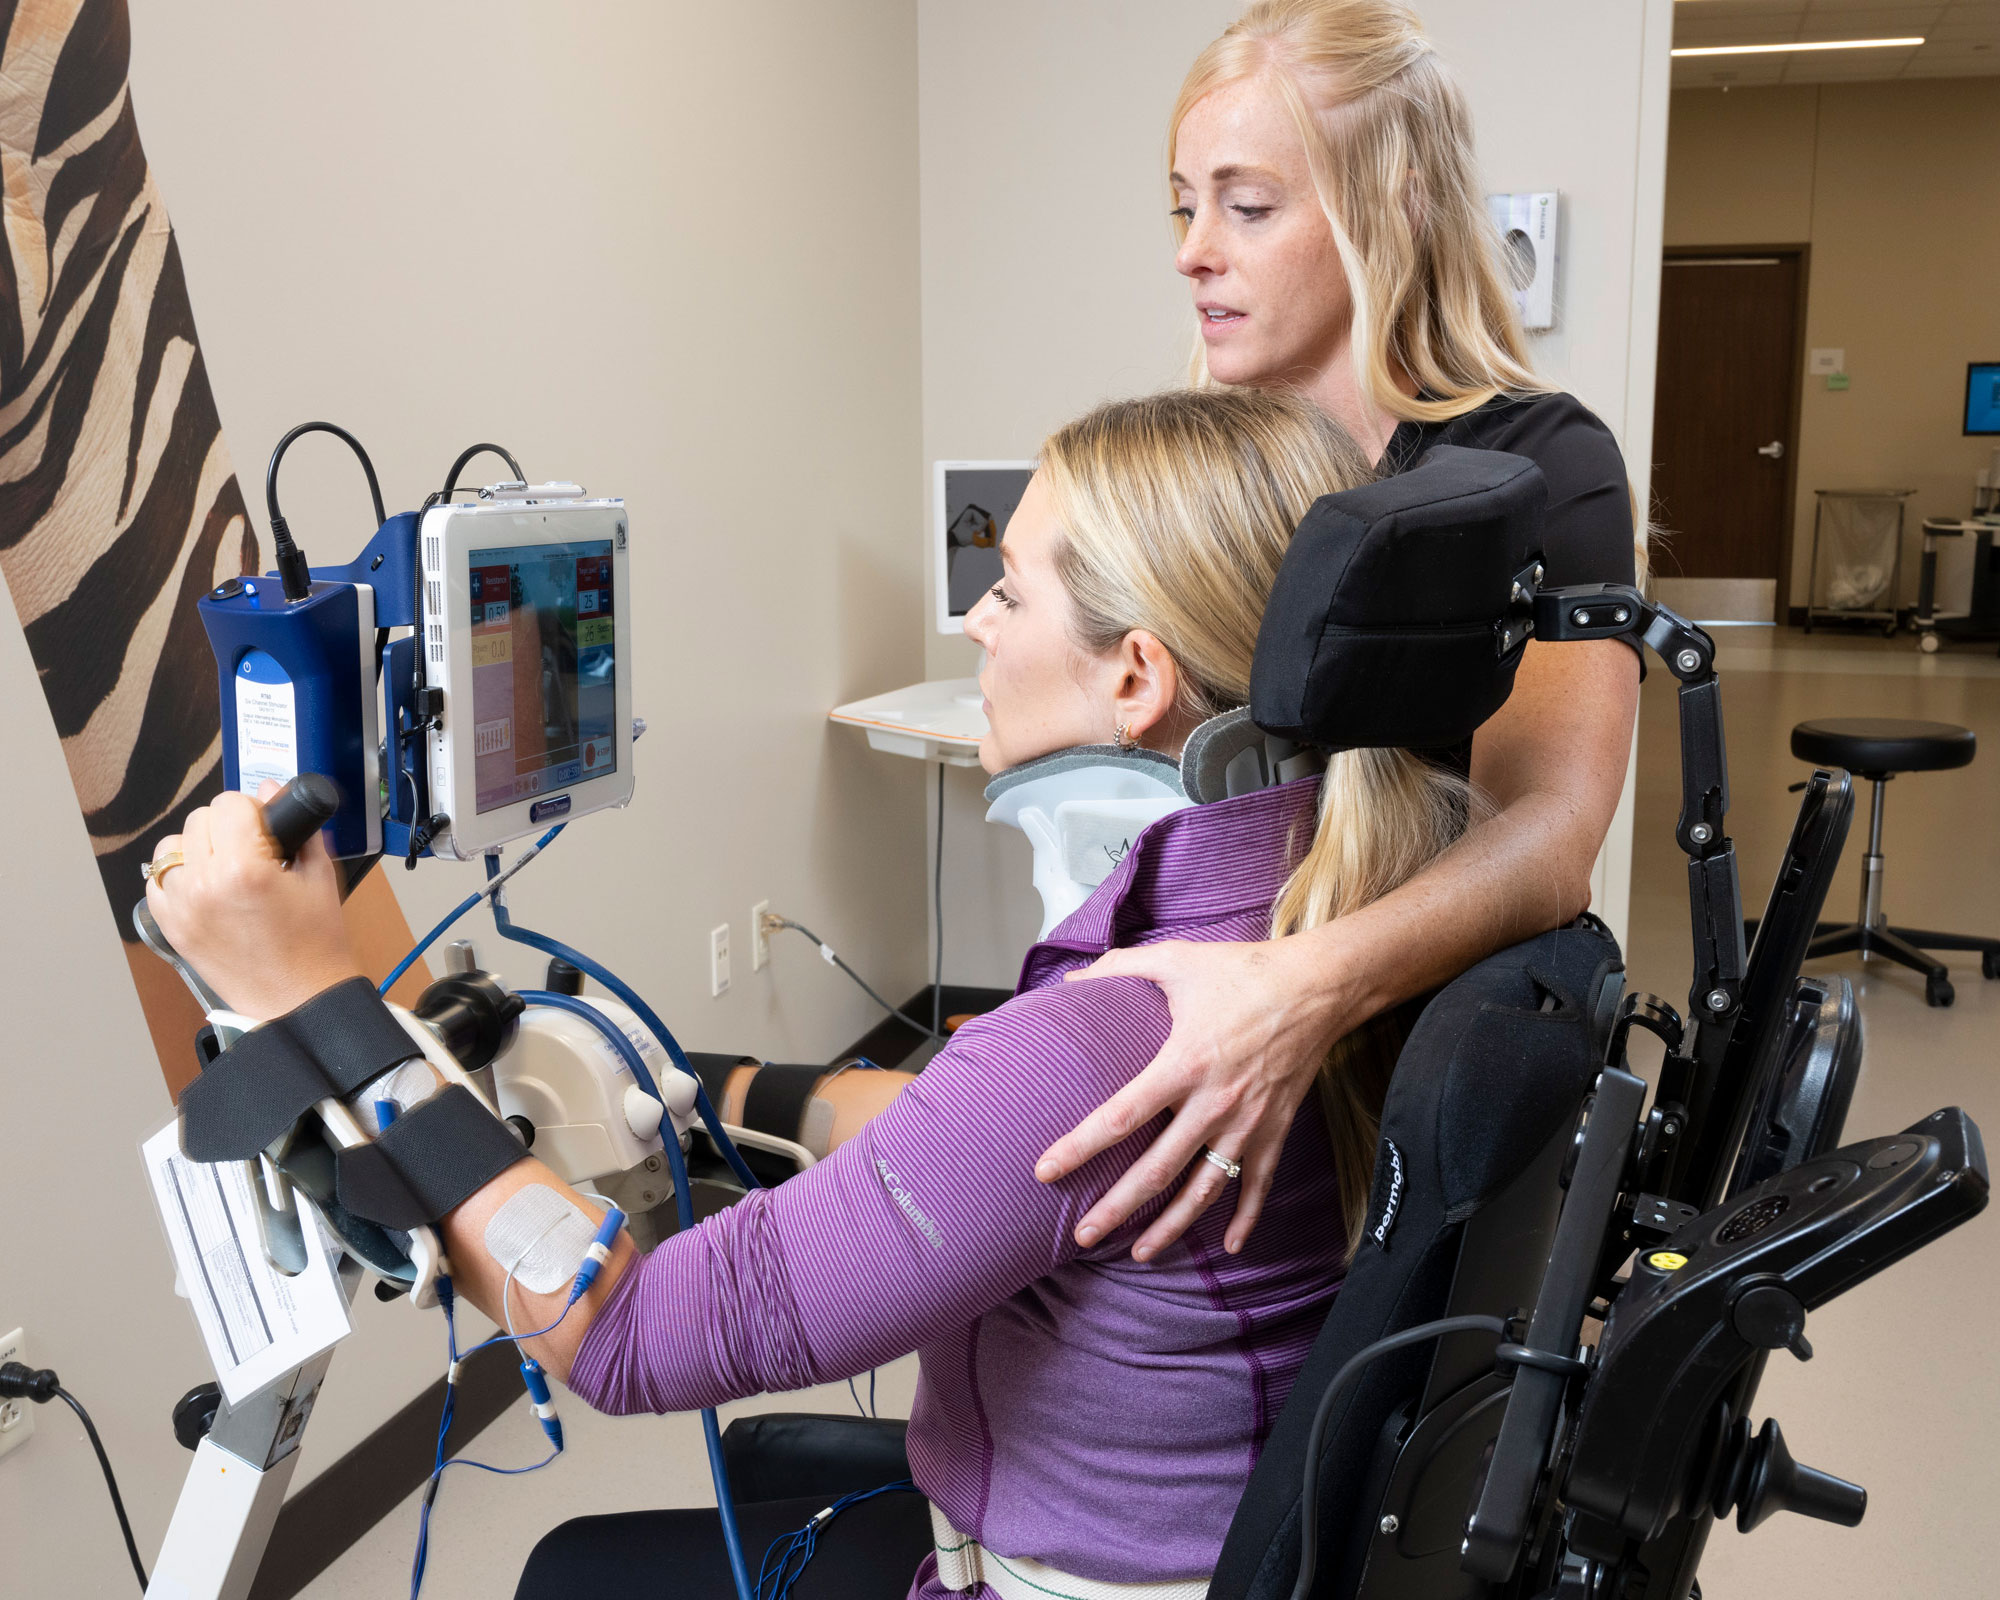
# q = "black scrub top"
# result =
<box><xmin>1375</xmin><ymin>389</ymin><xmax>1639</xmax><ymax>775</ymax></box>
<box><xmin>1378</xmin><ymin>389</ymin><xmax>1637</xmax><ymax>589</ymax></box>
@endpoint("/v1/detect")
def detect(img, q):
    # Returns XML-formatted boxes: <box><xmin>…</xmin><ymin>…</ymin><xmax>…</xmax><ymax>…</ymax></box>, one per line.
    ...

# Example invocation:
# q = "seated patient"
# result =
<box><xmin>149</xmin><ymin>388</ymin><xmax>1472</xmax><ymax>1596</ymax></box>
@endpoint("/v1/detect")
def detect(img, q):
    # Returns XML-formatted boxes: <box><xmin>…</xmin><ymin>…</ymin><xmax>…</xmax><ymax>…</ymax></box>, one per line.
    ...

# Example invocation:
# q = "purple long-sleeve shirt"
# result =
<box><xmin>569</xmin><ymin>777</ymin><xmax>1347</xmax><ymax>1590</ymax></box>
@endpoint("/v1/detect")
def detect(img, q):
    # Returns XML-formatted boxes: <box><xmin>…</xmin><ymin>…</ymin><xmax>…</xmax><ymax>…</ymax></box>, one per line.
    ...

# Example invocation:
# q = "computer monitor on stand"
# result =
<box><xmin>932</xmin><ymin>460</ymin><xmax>1036</xmax><ymax>635</ymax></box>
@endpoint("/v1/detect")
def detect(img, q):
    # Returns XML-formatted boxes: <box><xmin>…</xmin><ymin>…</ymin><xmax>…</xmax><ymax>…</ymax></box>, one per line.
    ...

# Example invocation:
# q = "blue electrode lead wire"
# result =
<box><xmin>516</xmin><ymin>989</ymin><xmax>760</xmax><ymax>1600</ymax></box>
<box><xmin>378</xmin><ymin>839</ymin><xmax>765</xmax><ymax>1600</ymax></box>
<box><xmin>378</xmin><ymin>825</ymin><xmax>568</xmax><ymax>996</ymax></box>
<box><xmin>488</xmin><ymin>857</ymin><xmax>761</xmax><ymax>1191</ymax></box>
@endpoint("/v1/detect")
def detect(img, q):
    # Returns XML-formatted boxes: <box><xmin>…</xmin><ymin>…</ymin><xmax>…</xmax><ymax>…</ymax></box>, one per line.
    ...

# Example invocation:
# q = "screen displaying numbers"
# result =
<box><xmin>467</xmin><ymin>541</ymin><xmax>616</xmax><ymax>814</ymax></box>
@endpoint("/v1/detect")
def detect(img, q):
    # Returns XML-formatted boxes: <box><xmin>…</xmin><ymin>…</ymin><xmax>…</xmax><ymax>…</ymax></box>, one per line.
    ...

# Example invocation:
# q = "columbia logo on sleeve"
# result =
<box><xmin>876</xmin><ymin>1158</ymin><xmax>946</xmax><ymax>1249</ymax></box>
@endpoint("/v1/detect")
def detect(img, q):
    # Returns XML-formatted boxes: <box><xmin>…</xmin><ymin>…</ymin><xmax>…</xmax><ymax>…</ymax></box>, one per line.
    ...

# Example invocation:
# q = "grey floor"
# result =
<box><xmin>1626</xmin><ymin>626</ymin><xmax>2000</xmax><ymax>1599</ymax></box>
<box><xmin>306</xmin><ymin>626</ymin><xmax>2000</xmax><ymax>1598</ymax></box>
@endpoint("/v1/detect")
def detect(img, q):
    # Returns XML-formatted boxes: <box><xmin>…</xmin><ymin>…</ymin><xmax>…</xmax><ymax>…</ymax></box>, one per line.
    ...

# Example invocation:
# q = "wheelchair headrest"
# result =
<box><xmin>1251</xmin><ymin>445</ymin><xmax>1546</xmax><ymax>752</ymax></box>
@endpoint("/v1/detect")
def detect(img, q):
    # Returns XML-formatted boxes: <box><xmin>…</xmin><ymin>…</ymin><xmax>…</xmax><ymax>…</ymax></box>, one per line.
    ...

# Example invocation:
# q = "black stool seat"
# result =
<box><xmin>1787</xmin><ymin>716</ymin><xmax>1995</xmax><ymax>1007</ymax></box>
<box><xmin>1791</xmin><ymin>718</ymin><xmax>1975</xmax><ymax>776</ymax></box>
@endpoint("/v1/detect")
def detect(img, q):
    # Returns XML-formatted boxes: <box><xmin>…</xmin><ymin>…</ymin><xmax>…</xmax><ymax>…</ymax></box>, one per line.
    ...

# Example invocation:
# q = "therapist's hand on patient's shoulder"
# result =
<box><xmin>146</xmin><ymin>780</ymin><xmax>362</xmax><ymax>1022</ymax></box>
<box><xmin>1037</xmin><ymin>933</ymin><xmax>1352</xmax><ymax>1261</ymax></box>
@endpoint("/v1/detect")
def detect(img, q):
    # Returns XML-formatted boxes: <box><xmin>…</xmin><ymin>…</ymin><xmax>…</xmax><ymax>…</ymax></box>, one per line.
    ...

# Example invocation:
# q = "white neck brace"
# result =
<box><xmin>982</xmin><ymin>747</ymin><xmax>1191</xmax><ymax>939</ymax></box>
<box><xmin>982</xmin><ymin>712</ymin><xmax>1331</xmax><ymax>940</ymax></box>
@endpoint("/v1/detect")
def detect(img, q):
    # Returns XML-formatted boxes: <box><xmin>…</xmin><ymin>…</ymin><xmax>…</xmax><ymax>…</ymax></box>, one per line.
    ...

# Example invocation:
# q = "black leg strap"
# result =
<box><xmin>742</xmin><ymin>1063</ymin><xmax>827</xmax><ymax>1145</ymax></box>
<box><xmin>179</xmin><ymin>978</ymin><xmax>424</xmax><ymax>1161</ymax></box>
<box><xmin>683</xmin><ymin>1052</ymin><xmax>756</xmax><ymax>1109</ymax></box>
<box><xmin>335</xmin><ymin>1085</ymin><xmax>530</xmax><ymax>1228</ymax></box>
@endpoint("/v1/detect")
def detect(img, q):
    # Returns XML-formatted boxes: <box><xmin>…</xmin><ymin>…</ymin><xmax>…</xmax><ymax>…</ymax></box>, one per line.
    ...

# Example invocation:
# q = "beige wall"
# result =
<box><xmin>0</xmin><ymin>5</ymin><xmax>1681</xmax><ymax>1588</ymax></box>
<box><xmin>0</xmin><ymin>2</ymin><xmax>922</xmax><ymax>1591</ymax></box>
<box><xmin>918</xmin><ymin>0</ymin><xmax>1674</xmax><ymax>984</ymax></box>
<box><xmin>1665</xmin><ymin>81</ymin><xmax>2000</xmax><ymax>607</ymax></box>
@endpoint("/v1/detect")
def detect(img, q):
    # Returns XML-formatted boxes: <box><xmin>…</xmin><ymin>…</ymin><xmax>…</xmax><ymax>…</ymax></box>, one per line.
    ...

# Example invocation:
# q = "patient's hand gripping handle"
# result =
<box><xmin>260</xmin><ymin>772</ymin><xmax>342</xmax><ymax>858</ymax></box>
<box><xmin>132</xmin><ymin>774</ymin><xmax>345</xmax><ymax>1015</ymax></box>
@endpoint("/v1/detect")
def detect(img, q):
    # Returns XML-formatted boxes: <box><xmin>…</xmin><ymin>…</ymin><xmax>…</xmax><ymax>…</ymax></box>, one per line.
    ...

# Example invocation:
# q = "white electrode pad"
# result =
<box><xmin>485</xmin><ymin>1184</ymin><xmax>596</xmax><ymax>1294</ymax></box>
<box><xmin>351</xmin><ymin>1060</ymin><xmax>443</xmax><ymax>1135</ymax></box>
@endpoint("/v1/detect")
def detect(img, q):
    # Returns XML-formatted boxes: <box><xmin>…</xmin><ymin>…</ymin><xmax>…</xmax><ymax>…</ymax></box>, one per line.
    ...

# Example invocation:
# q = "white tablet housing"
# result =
<box><xmin>933</xmin><ymin>459</ymin><xmax>1037</xmax><ymax>635</ymax></box>
<box><xmin>419</xmin><ymin>490</ymin><xmax>633</xmax><ymax>859</ymax></box>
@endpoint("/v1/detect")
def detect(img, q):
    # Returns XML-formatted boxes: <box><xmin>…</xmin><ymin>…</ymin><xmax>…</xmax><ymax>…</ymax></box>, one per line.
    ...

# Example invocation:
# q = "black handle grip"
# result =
<box><xmin>262</xmin><ymin>773</ymin><xmax>341</xmax><ymax>860</ymax></box>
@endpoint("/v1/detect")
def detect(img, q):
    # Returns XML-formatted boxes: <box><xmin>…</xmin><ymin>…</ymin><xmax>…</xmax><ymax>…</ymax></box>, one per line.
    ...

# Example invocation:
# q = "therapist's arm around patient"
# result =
<box><xmin>1037</xmin><ymin>0</ymin><xmax>1643</xmax><ymax>1261</ymax></box>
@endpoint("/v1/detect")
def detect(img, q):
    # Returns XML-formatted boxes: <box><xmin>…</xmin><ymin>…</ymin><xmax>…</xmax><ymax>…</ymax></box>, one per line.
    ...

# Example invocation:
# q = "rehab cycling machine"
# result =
<box><xmin>127</xmin><ymin>433</ymin><xmax>1985</xmax><ymax>1600</ymax></box>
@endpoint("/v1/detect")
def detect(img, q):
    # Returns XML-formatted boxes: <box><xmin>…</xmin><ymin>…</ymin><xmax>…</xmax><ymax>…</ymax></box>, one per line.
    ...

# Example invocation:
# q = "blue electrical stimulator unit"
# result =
<box><xmin>199</xmin><ymin>573</ymin><xmax>382</xmax><ymax>859</ymax></box>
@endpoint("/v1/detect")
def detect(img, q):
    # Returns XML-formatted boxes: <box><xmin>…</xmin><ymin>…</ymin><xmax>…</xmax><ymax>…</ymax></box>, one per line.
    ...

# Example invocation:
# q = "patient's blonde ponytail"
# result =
<box><xmin>1270</xmin><ymin>748</ymin><xmax>1477</xmax><ymax>1256</ymax></box>
<box><xmin>1041</xmin><ymin>389</ymin><xmax>1475</xmax><ymax>1256</ymax></box>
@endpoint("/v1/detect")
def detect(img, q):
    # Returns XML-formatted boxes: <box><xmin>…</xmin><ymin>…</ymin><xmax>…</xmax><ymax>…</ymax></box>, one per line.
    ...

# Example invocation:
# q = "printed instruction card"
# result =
<box><xmin>143</xmin><ymin>1120</ymin><xmax>351</xmax><ymax>1406</ymax></box>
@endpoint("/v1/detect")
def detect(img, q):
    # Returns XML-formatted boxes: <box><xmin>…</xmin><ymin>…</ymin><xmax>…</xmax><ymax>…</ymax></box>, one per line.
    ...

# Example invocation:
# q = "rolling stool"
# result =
<box><xmin>1792</xmin><ymin>717</ymin><xmax>2000</xmax><ymax>1007</ymax></box>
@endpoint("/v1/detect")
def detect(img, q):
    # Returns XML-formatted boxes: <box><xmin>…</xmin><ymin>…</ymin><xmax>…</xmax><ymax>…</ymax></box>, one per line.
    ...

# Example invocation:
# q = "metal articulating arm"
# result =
<box><xmin>1514</xmin><ymin>579</ymin><xmax>1747</xmax><ymax>1210</ymax></box>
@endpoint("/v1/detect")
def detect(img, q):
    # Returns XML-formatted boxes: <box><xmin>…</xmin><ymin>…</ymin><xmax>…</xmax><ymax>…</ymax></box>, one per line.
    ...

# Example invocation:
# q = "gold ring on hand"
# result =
<box><xmin>143</xmin><ymin>849</ymin><xmax>186</xmax><ymax>885</ymax></box>
<box><xmin>1201</xmin><ymin>1147</ymin><xmax>1242</xmax><ymax>1181</ymax></box>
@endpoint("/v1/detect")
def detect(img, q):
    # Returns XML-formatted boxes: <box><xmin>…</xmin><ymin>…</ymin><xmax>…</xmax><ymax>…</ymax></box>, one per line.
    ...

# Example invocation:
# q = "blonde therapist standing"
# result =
<box><xmin>1034</xmin><ymin>0</ymin><xmax>1645</xmax><ymax>1258</ymax></box>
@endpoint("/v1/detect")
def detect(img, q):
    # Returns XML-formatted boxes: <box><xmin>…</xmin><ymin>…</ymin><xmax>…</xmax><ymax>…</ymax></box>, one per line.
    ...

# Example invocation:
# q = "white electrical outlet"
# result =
<box><xmin>710</xmin><ymin>923</ymin><xmax>732</xmax><ymax>997</ymax></box>
<box><xmin>0</xmin><ymin>1327</ymin><xmax>33</xmax><ymax>1461</ymax></box>
<box><xmin>750</xmin><ymin>900</ymin><xmax>771</xmax><ymax>971</ymax></box>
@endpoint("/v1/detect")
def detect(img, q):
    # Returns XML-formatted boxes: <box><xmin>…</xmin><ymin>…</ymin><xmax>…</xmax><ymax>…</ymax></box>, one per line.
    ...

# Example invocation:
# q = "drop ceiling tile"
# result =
<box><xmin>1670</xmin><ymin>57</ymin><xmax>1795</xmax><ymax>84</ymax></box>
<box><xmin>1926</xmin><ymin>13</ymin><xmax>2000</xmax><ymax>42</ymax></box>
<box><xmin>1793</xmin><ymin>6</ymin><xmax>1947</xmax><ymax>31</ymax></box>
<box><xmin>1915</xmin><ymin>35</ymin><xmax>2000</xmax><ymax>53</ymax></box>
<box><xmin>1673</xmin><ymin>0</ymin><xmax>1810</xmax><ymax>17</ymax></box>
<box><xmin>1799</xmin><ymin>0</ymin><xmax>1941</xmax><ymax>14</ymax></box>
<box><xmin>1780</xmin><ymin>45</ymin><xmax>1924</xmax><ymax>74</ymax></box>
<box><xmin>1901</xmin><ymin>52</ymin><xmax>2000</xmax><ymax>69</ymax></box>
<box><xmin>1676</xmin><ymin>16</ymin><xmax>1813</xmax><ymax>41</ymax></box>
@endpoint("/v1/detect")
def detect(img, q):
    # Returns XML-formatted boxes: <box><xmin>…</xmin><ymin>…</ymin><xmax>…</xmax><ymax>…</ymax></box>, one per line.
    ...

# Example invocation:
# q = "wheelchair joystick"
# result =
<box><xmin>1711</xmin><ymin>1417</ymin><xmax>1866</xmax><ymax>1534</ymax></box>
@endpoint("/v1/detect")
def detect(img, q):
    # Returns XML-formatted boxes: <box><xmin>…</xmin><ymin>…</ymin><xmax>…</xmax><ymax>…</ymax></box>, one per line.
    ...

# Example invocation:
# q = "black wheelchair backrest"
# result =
<box><xmin>1211</xmin><ymin>918</ymin><xmax>1622</xmax><ymax>1600</ymax></box>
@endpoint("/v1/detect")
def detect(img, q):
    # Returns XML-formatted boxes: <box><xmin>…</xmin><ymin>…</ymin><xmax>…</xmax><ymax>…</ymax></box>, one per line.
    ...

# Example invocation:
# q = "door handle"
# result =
<box><xmin>1757</xmin><ymin>440</ymin><xmax>1785</xmax><ymax>459</ymax></box>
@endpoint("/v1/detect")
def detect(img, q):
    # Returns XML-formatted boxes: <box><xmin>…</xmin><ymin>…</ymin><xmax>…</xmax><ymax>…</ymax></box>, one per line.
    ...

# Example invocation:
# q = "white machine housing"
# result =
<box><xmin>491</xmin><ymin>993</ymin><xmax>692</xmax><ymax>1183</ymax></box>
<box><xmin>420</xmin><ymin>487</ymin><xmax>634</xmax><ymax>858</ymax></box>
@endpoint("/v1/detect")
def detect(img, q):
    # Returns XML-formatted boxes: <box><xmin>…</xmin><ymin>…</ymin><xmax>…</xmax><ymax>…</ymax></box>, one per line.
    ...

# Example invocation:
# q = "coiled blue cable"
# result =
<box><xmin>378</xmin><ymin>825</ymin><xmax>568</xmax><ymax>996</ymax></box>
<box><xmin>489</xmin><ymin>860</ymin><xmax>761</xmax><ymax>1191</ymax></box>
<box><xmin>517</xmin><ymin>990</ymin><xmax>759</xmax><ymax>1600</ymax></box>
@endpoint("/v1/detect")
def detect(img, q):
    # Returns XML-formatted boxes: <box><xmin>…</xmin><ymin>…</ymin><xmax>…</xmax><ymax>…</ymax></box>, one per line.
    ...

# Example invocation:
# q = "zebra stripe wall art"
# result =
<box><xmin>1</xmin><ymin>0</ymin><xmax>429</xmax><ymax>1094</ymax></box>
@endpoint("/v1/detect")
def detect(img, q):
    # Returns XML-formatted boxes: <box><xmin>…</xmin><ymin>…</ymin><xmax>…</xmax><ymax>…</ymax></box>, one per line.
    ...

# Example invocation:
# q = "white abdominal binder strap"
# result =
<box><xmin>929</xmin><ymin>1504</ymin><xmax>1209</xmax><ymax>1600</ymax></box>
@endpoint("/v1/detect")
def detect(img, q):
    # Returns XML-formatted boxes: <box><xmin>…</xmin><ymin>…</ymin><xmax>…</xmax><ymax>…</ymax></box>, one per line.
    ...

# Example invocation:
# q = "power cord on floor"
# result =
<box><xmin>761</xmin><ymin>914</ymin><xmax>944</xmax><ymax>1042</ymax></box>
<box><xmin>761</xmin><ymin>761</ymin><xmax>954</xmax><ymax>1048</ymax></box>
<box><xmin>932</xmin><ymin>760</ymin><xmax>946</xmax><ymax>1039</ymax></box>
<box><xmin>0</xmin><ymin>1362</ymin><xmax>148</xmax><ymax>1592</ymax></box>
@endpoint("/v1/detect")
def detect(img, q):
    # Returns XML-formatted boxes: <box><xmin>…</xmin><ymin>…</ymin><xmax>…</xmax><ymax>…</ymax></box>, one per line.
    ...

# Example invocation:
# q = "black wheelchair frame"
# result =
<box><xmin>1210</xmin><ymin>577</ymin><xmax>1987</xmax><ymax>1600</ymax></box>
<box><xmin>588</xmin><ymin>454</ymin><xmax>1990</xmax><ymax>1600</ymax></box>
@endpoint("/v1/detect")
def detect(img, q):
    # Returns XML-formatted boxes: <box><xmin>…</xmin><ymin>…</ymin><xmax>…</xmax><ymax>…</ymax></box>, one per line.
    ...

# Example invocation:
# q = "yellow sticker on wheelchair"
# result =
<box><xmin>1647</xmin><ymin>1251</ymin><xmax>1689</xmax><ymax>1271</ymax></box>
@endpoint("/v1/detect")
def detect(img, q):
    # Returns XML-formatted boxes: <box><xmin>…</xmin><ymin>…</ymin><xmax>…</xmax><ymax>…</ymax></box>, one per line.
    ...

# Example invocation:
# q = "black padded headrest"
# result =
<box><xmin>1251</xmin><ymin>445</ymin><xmax>1546</xmax><ymax>752</ymax></box>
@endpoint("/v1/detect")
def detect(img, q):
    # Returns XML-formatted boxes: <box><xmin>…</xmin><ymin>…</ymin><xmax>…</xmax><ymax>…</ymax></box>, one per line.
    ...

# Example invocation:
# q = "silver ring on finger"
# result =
<box><xmin>1201</xmin><ymin>1146</ymin><xmax>1242</xmax><ymax>1182</ymax></box>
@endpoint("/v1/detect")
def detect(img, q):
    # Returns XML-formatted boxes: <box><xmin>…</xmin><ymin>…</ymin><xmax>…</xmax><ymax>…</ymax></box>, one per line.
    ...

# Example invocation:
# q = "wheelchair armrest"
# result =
<box><xmin>718</xmin><ymin>1412</ymin><xmax>913</xmax><ymax>1505</ymax></box>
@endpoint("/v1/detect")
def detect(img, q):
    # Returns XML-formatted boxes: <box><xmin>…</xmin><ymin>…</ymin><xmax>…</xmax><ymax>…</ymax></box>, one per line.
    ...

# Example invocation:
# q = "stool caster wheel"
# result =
<box><xmin>1920</xmin><ymin>632</ymin><xmax>1940</xmax><ymax>654</ymax></box>
<box><xmin>1927</xmin><ymin>975</ymin><xmax>1955</xmax><ymax>1008</ymax></box>
<box><xmin>1983</xmin><ymin>951</ymin><xmax>2000</xmax><ymax>981</ymax></box>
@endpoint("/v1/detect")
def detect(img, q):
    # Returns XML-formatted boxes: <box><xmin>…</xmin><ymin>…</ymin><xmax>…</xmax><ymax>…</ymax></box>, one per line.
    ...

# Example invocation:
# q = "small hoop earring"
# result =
<box><xmin>1114</xmin><ymin>721</ymin><xmax>1136</xmax><ymax>751</ymax></box>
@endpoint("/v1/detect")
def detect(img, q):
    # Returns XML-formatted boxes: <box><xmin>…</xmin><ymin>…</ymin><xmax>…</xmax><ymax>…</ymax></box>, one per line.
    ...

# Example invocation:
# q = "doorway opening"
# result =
<box><xmin>1649</xmin><ymin>247</ymin><xmax>1808</xmax><ymax>623</ymax></box>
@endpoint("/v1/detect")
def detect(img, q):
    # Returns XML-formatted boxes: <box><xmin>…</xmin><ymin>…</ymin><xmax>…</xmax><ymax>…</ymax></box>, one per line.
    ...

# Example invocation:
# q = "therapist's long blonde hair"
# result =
<box><xmin>1173</xmin><ymin>0</ymin><xmax>1544</xmax><ymax>426</ymax></box>
<box><xmin>1042</xmin><ymin>388</ymin><xmax>1477</xmax><ymax>1256</ymax></box>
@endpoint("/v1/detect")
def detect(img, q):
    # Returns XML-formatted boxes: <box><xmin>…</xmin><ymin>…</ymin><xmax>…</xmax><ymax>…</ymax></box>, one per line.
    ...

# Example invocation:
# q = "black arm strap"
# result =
<box><xmin>335</xmin><ymin>1086</ymin><xmax>529</xmax><ymax>1229</ymax></box>
<box><xmin>685</xmin><ymin>1051</ymin><xmax>756</xmax><ymax>1111</ymax></box>
<box><xmin>742</xmin><ymin>1063</ymin><xmax>827</xmax><ymax>1144</ymax></box>
<box><xmin>179</xmin><ymin>977</ymin><xmax>422</xmax><ymax>1161</ymax></box>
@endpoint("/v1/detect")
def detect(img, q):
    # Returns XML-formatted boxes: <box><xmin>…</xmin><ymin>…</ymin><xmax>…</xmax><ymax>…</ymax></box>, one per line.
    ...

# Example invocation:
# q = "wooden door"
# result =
<box><xmin>1650</xmin><ymin>252</ymin><xmax>1804</xmax><ymax>594</ymax></box>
